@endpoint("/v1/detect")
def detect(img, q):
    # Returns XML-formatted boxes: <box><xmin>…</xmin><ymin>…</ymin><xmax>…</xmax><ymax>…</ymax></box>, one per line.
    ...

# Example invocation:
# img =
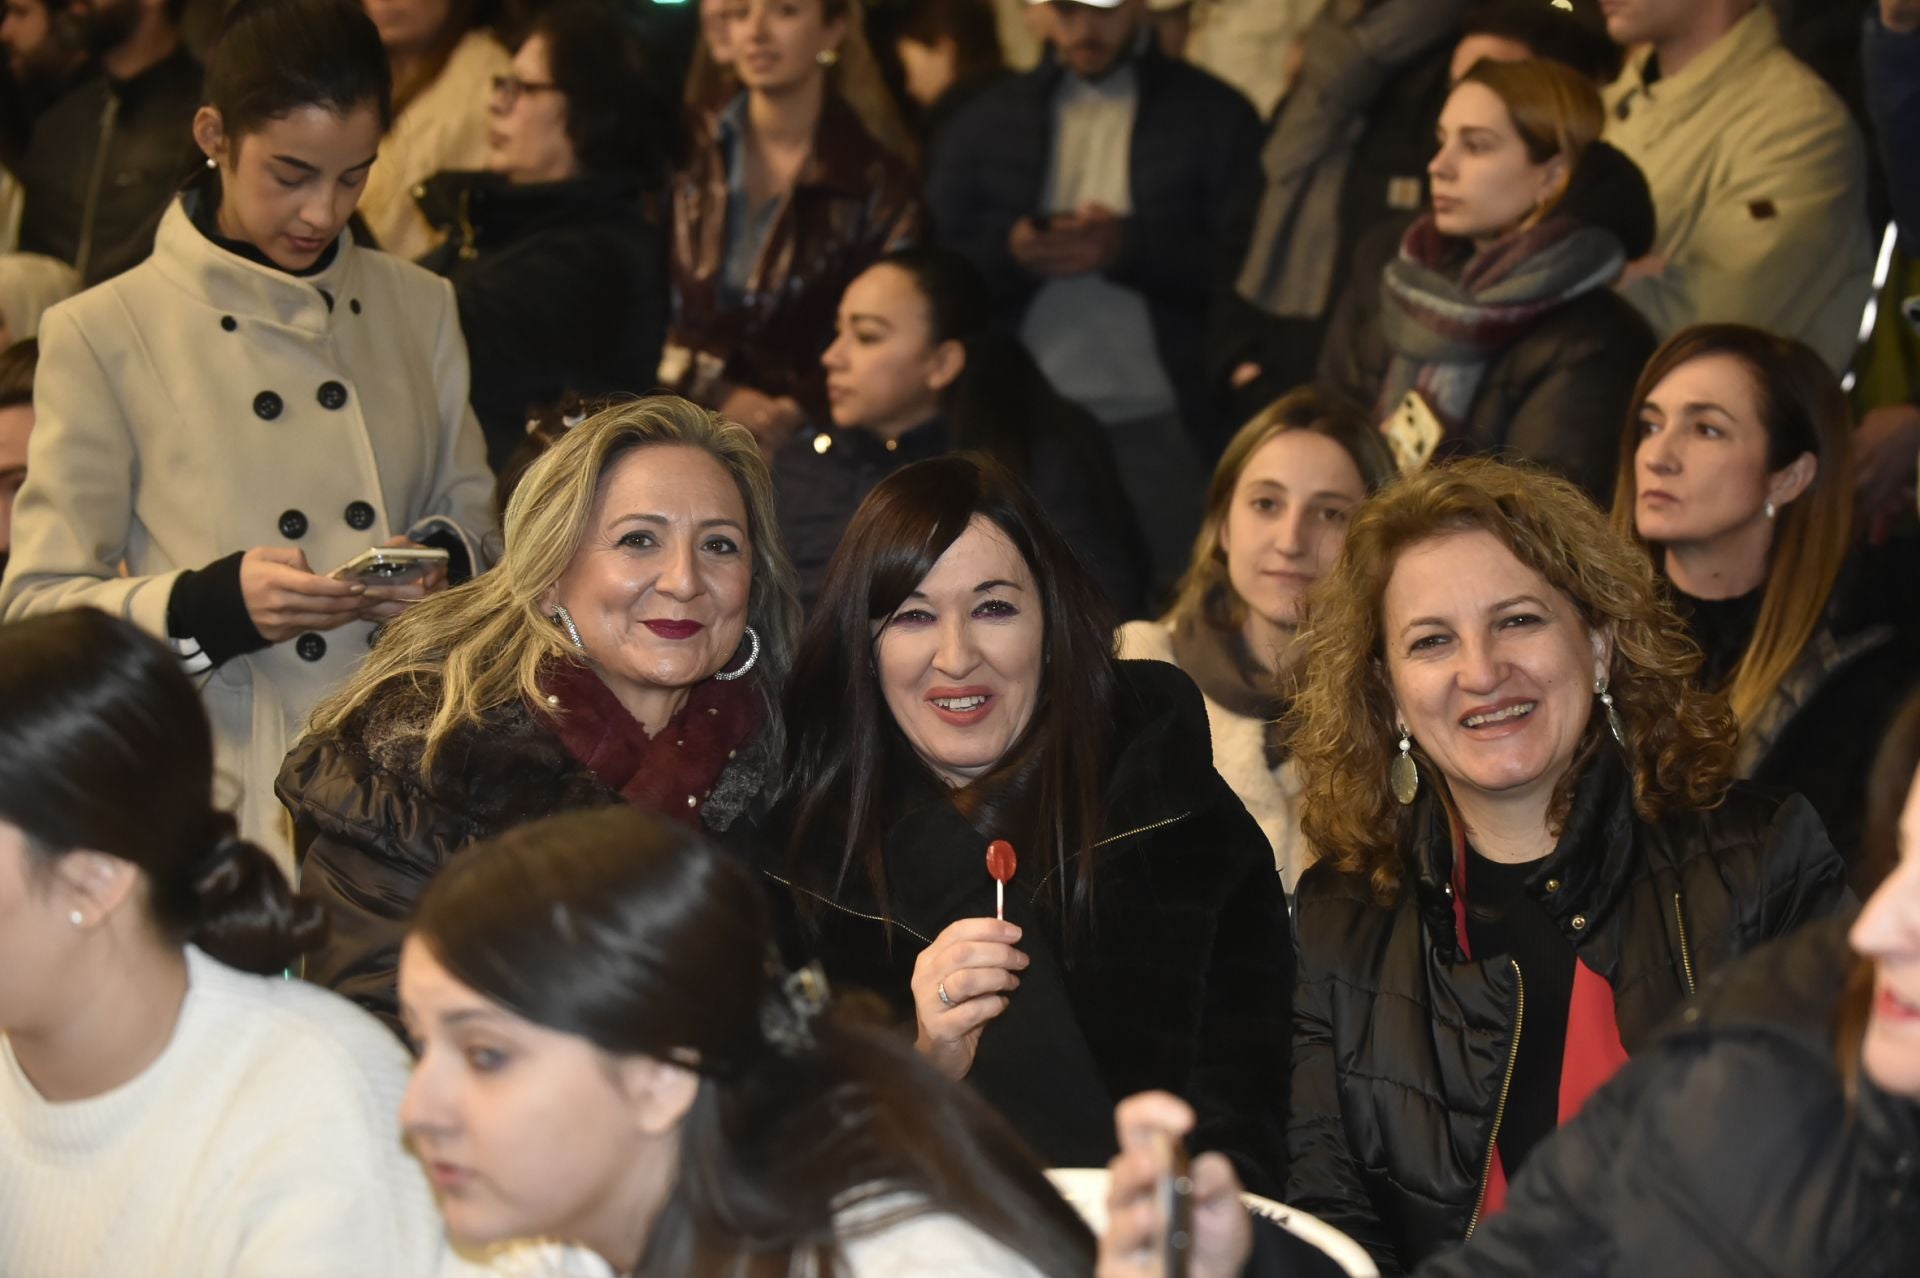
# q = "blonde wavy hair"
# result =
<box><xmin>1166</xmin><ymin>386</ymin><xmax>1397</xmax><ymax>636</ymax></box>
<box><xmin>1289</xmin><ymin>457</ymin><xmax>1737</xmax><ymax>904</ymax></box>
<box><xmin>304</xmin><ymin>397</ymin><xmax>800</xmax><ymax>772</ymax></box>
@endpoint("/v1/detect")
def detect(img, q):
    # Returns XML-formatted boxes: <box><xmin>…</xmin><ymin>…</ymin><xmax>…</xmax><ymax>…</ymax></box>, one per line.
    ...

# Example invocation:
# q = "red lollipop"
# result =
<box><xmin>986</xmin><ymin>839</ymin><xmax>1017</xmax><ymax>921</ymax></box>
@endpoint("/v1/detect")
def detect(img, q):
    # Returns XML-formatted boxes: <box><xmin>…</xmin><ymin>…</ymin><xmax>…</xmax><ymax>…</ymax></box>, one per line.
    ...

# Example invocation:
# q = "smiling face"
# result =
<box><xmin>1852</xmin><ymin>763</ymin><xmax>1920</xmax><ymax>1099</ymax></box>
<box><xmin>723</xmin><ymin>0</ymin><xmax>845</xmax><ymax>95</ymax></box>
<box><xmin>397</xmin><ymin>938</ymin><xmax>679</xmax><ymax>1261</ymax></box>
<box><xmin>1383</xmin><ymin>529</ymin><xmax>1607</xmax><ymax>816</ymax></box>
<box><xmin>1632</xmin><ymin>353</ymin><xmax>1812</xmax><ymax>552</ymax></box>
<box><xmin>487</xmin><ymin>34</ymin><xmax>577</xmax><ymax>185</ymax></box>
<box><xmin>194</xmin><ymin>101</ymin><xmax>383</xmax><ymax>271</ymax></box>
<box><xmin>1219</xmin><ymin>430</ymin><xmax>1368</xmax><ymax>643</ymax></box>
<box><xmin>820</xmin><ymin>263</ymin><xmax>962</xmax><ymax>438</ymax></box>
<box><xmin>545</xmin><ymin>445</ymin><xmax>754</xmax><ymax>727</ymax></box>
<box><xmin>873</xmin><ymin>516</ymin><xmax>1045</xmax><ymax>787</ymax></box>
<box><xmin>1428</xmin><ymin>81</ymin><xmax>1565</xmax><ymax>246</ymax></box>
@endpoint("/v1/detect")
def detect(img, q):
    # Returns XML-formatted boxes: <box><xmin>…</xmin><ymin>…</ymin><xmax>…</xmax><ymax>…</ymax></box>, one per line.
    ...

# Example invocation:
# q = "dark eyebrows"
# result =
<box><xmin>268</xmin><ymin>152</ymin><xmax>378</xmax><ymax>176</ymax></box>
<box><xmin>901</xmin><ymin>578</ymin><xmax>1025</xmax><ymax>601</ymax></box>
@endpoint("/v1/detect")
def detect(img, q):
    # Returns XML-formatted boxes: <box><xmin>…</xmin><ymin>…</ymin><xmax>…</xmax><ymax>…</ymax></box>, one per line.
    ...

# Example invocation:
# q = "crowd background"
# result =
<box><xmin>0</xmin><ymin>0</ymin><xmax>1917</xmax><ymax>1276</ymax></box>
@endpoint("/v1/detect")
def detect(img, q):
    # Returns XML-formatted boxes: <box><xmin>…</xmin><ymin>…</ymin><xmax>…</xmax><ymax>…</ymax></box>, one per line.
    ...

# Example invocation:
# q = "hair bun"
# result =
<box><xmin>186</xmin><ymin>815</ymin><xmax>330</xmax><ymax>975</ymax></box>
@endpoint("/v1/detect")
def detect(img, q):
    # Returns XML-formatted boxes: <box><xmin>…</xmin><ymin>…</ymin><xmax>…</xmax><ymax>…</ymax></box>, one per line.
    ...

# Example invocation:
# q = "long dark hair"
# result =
<box><xmin>410</xmin><ymin>805</ymin><xmax>1094</xmax><ymax>1277</ymax></box>
<box><xmin>1608</xmin><ymin>324</ymin><xmax>1854</xmax><ymax>730</ymax></box>
<box><xmin>529</xmin><ymin>1</ymin><xmax>681</xmax><ymax>185</ymax></box>
<box><xmin>0</xmin><ymin>610</ymin><xmax>327</xmax><ymax>973</ymax></box>
<box><xmin>202</xmin><ymin>0</ymin><xmax>395</xmax><ymax>138</ymax></box>
<box><xmin>781</xmin><ymin>454</ymin><xmax>1119</xmax><ymax>952</ymax></box>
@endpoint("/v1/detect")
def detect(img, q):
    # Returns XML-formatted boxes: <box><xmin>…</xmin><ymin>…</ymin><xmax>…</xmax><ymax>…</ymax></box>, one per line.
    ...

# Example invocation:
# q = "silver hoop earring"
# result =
<box><xmin>551</xmin><ymin>605</ymin><xmax>586</xmax><ymax>652</ymax></box>
<box><xmin>713</xmin><ymin>626</ymin><xmax>761</xmax><ymax>681</ymax></box>
<box><xmin>1763</xmin><ymin>500</ymin><xmax>1777</xmax><ymax>520</ymax></box>
<box><xmin>1390</xmin><ymin>727</ymin><xmax>1419</xmax><ymax>806</ymax></box>
<box><xmin>1596</xmin><ymin>677</ymin><xmax>1627</xmax><ymax>747</ymax></box>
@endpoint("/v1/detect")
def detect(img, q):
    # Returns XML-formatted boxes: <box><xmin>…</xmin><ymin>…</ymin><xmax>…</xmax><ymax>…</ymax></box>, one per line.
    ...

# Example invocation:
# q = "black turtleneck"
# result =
<box><xmin>1673</xmin><ymin>586</ymin><xmax>1763</xmax><ymax>692</ymax></box>
<box><xmin>1463</xmin><ymin>847</ymin><xmax>1575</xmax><ymax>1178</ymax></box>
<box><xmin>185</xmin><ymin>172</ymin><xmax>340</xmax><ymax>279</ymax></box>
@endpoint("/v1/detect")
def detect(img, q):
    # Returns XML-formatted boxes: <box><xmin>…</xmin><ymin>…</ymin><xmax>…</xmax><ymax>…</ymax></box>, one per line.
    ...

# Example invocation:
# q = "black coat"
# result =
<box><xmin>771</xmin><ymin>660</ymin><xmax>1293</xmax><ymax>1191</ymax></box>
<box><xmin>771</xmin><ymin>413</ymin><xmax>1147</xmax><ymax>615</ymax></box>
<box><xmin>417</xmin><ymin>170</ymin><xmax>668</xmax><ymax>473</ymax></box>
<box><xmin>1287</xmin><ymin>754</ymin><xmax>1855</xmax><ymax>1275</ymax></box>
<box><xmin>925</xmin><ymin>42</ymin><xmax>1263</xmax><ymax>446</ymax></box>
<box><xmin>1318</xmin><ymin>212</ymin><xmax>1656</xmax><ymax>506</ymax></box>
<box><xmin>276</xmin><ymin>676</ymin><xmax>772</xmax><ymax>1031</ymax></box>
<box><xmin>1412</xmin><ymin>915</ymin><xmax>1920</xmax><ymax>1278</ymax></box>
<box><xmin>15</xmin><ymin>48</ymin><xmax>202</xmax><ymax>285</ymax></box>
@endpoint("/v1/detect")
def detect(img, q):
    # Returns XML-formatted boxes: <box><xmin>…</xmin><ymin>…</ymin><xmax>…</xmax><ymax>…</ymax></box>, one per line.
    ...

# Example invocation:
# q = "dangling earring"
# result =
<box><xmin>815</xmin><ymin>47</ymin><xmax>839</xmax><ymax>66</ymax></box>
<box><xmin>713</xmin><ymin>626</ymin><xmax>761</xmax><ymax>681</ymax></box>
<box><xmin>551</xmin><ymin>605</ymin><xmax>587</xmax><ymax>652</ymax></box>
<box><xmin>1390</xmin><ymin>727</ymin><xmax>1419</xmax><ymax>806</ymax></box>
<box><xmin>1596</xmin><ymin>677</ymin><xmax>1627</xmax><ymax>747</ymax></box>
<box><xmin>1763</xmin><ymin>500</ymin><xmax>1777</xmax><ymax>520</ymax></box>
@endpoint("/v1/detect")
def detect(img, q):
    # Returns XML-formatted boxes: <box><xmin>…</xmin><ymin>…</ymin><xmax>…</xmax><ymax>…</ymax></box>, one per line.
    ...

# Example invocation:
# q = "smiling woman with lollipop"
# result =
<box><xmin>769</xmin><ymin>453</ymin><xmax>1291</xmax><ymax>1190</ymax></box>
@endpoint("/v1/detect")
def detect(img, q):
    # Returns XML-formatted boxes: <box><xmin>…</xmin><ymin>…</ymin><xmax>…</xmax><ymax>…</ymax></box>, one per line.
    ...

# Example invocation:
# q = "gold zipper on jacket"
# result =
<box><xmin>1465</xmin><ymin>958</ymin><xmax>1524</xmax><ymax>1240</ymax></box>
<box><xmin>1672</xmin><ymin>892</ymin><xmax>1697</xmax><ymax>996</ymax></box>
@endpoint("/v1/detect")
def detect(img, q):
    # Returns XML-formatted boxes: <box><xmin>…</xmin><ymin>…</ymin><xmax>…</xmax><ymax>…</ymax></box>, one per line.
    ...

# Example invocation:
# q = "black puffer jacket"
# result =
<box><xmin>1414</xmin><ymin>915</ymin><xmax>1920</xmax><ymax>1278</ymax></box>
<box><xmin>773</xmin><ymin>660</ymin><xmax>1293</xmax><ymax>1192</ymax></box>
<box><xmin>1287</xmin><ymin>753</ymin><xmax>1854</xmax><ymax>1275</ymax></box>
<box><xmin>277</xmin><ymin>676</ymin><xmax>772</xmax><ymax>1030</ymax></box>
<box><xmin>417</xmin><ymin>170</ymin><xmax>668</xmax><ymax>473</ymax></box>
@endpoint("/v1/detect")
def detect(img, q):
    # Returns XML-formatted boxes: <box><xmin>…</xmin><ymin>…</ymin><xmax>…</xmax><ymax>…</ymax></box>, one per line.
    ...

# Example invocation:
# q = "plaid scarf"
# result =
<box><xmin>1375</xmin><ymin>213</ymin><xmax>1625</xmax><ymax>429</ymax></box>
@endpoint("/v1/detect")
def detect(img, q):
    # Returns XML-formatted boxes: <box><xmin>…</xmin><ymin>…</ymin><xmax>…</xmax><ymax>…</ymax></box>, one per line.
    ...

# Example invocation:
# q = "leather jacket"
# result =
<box><xmin>1286</xmin><ymin>753</ymin><xmax>1854</xmax><ymax>1274</ymax></box>
<box><xmin>661</xmin><ymin>92</ymin><xmax>923</xmax><ymax>425</ymax></box>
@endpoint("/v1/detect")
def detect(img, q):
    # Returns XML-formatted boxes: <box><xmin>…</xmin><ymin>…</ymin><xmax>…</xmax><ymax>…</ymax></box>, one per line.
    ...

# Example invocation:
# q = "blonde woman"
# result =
<box><xmin>278</xmin><ymin>396</ymin><xmax>800</xmax><ymax>1032</ymax></box>
<box><xmin>1612</xmin><ymin>324</ymin><xmax>1920</xmax><ymax>874</ymax></box>
<box><xmin>1117</xmin><ymin>388</ymin><xmax>1393</xmax><ymax>894</ymax></box>
<box><xmin>1284</xmin><ymin>458</ymin><xmax>1851</xmax><ymax>1273</ymax></box>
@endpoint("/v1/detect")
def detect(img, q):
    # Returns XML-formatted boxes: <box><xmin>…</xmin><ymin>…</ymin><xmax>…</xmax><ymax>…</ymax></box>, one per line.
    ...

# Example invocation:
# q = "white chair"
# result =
<box><xmin>1046</xmin><ymin>1167</ymin><xmax>1380</xmax><ymax>1278</ymax></box>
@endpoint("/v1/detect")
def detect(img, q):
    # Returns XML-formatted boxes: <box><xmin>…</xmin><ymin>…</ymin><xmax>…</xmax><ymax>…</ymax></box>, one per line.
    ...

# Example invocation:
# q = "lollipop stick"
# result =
<box><xmin>996</xmin><ymin>880</ymin><xmax>1005</xmax><ymax>922</ymax></box>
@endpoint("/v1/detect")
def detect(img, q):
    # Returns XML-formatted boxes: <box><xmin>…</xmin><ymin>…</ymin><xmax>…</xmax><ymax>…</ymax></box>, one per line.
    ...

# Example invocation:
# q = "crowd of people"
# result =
<box><xmin>0</xmin><ymin>0</ymin><xmax>1917</xmax><ymax>1275</ymax></box>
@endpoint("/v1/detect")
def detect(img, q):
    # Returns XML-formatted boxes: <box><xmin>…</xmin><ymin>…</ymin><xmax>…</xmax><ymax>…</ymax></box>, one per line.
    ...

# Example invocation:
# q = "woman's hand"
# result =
<box><xmin>718</xmin><ymin>386</ymin><xmax>803</xmax><ymax>454</ymax></box>
<box><xmin>911</xmin><ymin>917</ymin><xmax>1027</xmax><ymax>1080</ymax></box>
<box><xmin>239</xmin><ymin>546</ymin><xmax>369</xmax><ymax>641</ymax></box>
<box><xmin>1099</xmin><ymin>1092</ymin><xmax>1252</xmax><ymax>1278</ymax></box>
<box><xmin>357</xmin><ymin>535</ymin><xmax>450</xmax><ymax>622</ymax></box>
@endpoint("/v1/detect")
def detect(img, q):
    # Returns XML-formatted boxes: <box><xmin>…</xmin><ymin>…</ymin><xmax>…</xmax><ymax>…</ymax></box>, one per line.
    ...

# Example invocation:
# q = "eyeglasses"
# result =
<box><xmin>489</xmin><ymin>74</ymin><xmax>562</xmax><ymax>108</ymax></box>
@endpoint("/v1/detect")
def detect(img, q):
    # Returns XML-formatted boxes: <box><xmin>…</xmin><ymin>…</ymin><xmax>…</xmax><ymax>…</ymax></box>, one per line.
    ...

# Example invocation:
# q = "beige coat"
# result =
<box><xmin>1117</xmin><ymin>619</ymin><xmax>1311</xmax><ymax>894</ymax></box>
<box><xmin>359</xmin><ymin>30</ymin><xmax>512</xmax><ymax>261</ymax></box>
<box><xmin>0</xmin><ymin>199</ymin><xmax>495</xmax><ymax>868</ymax></box>
<box><xmin>1604</xmin><ymin>6</ymin><xmax>1874</xmax><ymax>373</ymax></box>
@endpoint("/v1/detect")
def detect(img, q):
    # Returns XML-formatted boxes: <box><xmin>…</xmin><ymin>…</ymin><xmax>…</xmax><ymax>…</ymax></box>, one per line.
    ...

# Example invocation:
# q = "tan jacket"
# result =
<box><xmin>0</xmin><ymin>199</ymin><xmax>495</xmax><ymax>866</ymax></box>
<box><xmin>359</xmin><ymin>30</ymin><xmax>512</xmax><ymax>261</ymax></box>
<box><xmin>1604</xmin><ymin>7</ymin><xmax>1874</xmax><ymax>372</ymax></box>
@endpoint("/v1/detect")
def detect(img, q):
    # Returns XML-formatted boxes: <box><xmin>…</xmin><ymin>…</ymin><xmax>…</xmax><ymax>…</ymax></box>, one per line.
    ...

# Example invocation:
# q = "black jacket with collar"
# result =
<box><xmin>925</xmin><ymin>39</ymin><xmax>1263</xmax><ymax>444</ymax></box>
<box><xmin>417</xmin><ymin>170</ymin><xmax>668</xmax><ymax>473</ymax></box>
<box><xmin>770</xmin><ymin>659</ymin><xmax>1293</xmax><ymax>1191</ymax></box>
<box><xmin>1287</xmin><ymin>753</ymin><xmax>1854</xmax><ymax>1275</ymax></box>
<box><xmin>276</xmin><ymin>674</ymin><xmax>773</xmax><ymax>1033</ymax></box>
<box><xmin>15</xmin><ymin>45</ymin><xmax>202</xmax><ymax>285</ymax></box>
<box><xmin>1411</xmin><ymin>914</ymin><xmax>1920</xmax><ymax>1278</ymax></box>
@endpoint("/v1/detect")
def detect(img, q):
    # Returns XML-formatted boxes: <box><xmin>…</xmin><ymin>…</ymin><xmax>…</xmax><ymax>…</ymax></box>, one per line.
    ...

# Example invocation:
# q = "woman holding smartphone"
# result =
<box><xmin>0</xmin><ymin>0</ymin><xmax>495</xmax><ymax>868</ymax></box>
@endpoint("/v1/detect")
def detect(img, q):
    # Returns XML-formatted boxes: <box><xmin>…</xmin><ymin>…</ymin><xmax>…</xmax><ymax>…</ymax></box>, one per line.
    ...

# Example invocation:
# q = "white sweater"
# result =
<box><xmin>1117</xmin><ymin>620</ymin><xmax>1312</xmax><ymax>893</ymax></box>
<box><xmin>0</xmin><ymin>946</ymin><xmax>453</xmax><ymax>1277</ymax></box>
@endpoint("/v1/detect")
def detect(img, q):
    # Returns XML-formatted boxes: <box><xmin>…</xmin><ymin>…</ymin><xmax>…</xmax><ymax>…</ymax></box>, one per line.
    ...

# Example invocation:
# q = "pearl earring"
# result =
<box><xmin>1390</xmin><ymin>727</ymin><xmax>1418</xmax><ymax>806</ymax></box>
<box><xmin>69</xmin><ymin>909</ymin><xmax>85</xmax><ymax>927</ymax></box>
<box><xmin>1763</xmin><ymin>500</ymin><xmax>1777</xmax><ymax>520</ymax></box>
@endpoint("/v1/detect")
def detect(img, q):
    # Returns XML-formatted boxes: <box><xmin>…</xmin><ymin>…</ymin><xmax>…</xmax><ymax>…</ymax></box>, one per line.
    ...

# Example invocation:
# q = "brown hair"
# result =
<box><xmin>1608</xmin><ymin>325</ymin><xmax>1854</xmax><ymax>730</ymax></box>
<box><xmin>1290</xmin><ymin>457</ymin><xmax>1737</xmax><ymax>904</ymax></box>
<box><xmin>1166</xmin><ymin>385</ymin><xmax>1397</xmax><ymax>637</ymax></box>
<box><xmin>1457</xmin><ymin>56</ymin><xmax>1605</xmax><ymax>220</ymax></box>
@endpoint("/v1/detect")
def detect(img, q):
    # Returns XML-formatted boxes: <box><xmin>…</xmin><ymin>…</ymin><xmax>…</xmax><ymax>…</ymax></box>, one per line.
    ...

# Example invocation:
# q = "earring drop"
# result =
<box><xmin>551</xmin><ymin>605</ymin><xmax>586</xmax><ymax>652</ymax></box>
<box><xmin>1764</xmin><ymin>500</ymin><xmax>1777</xmax><ymax>520</ymax></box>
<box><xmin>1390</xmin><ymin>728</ymin><xmax>1419</xmax><ymax>806</ymax></box>
<box><xmin>1596</xmin><ymin>678</ymin><xmax>1627</xmax><ymax>747</ymax></box>
<box><xmin>68</xmin><ymin>910</ymin><xmax>84</xmax><ymax>927</ymax></box>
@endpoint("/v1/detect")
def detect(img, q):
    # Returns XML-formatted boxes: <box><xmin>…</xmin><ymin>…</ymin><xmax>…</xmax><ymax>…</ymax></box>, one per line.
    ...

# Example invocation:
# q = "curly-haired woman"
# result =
<box><xmin>1282</xmin><ymin>457</ymin><xmax>1853</xmax><ymax>1275</ymax></box>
